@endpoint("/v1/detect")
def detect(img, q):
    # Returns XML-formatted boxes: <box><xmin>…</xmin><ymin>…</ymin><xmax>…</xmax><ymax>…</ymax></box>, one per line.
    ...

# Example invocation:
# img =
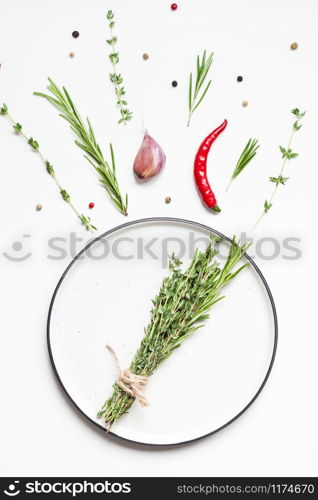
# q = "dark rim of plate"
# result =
<box><xmin>47</xmin><ymin>217</ymin><xmax>278</xmax><ymax>447</ymax></box>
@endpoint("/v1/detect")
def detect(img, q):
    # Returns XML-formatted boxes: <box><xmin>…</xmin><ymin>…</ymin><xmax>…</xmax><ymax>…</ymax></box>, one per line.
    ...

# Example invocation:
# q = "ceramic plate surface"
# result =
<box><xmin>48</xmin><ymin>218</ymin><xmax>277</xmax><ymax>446</ymax></box>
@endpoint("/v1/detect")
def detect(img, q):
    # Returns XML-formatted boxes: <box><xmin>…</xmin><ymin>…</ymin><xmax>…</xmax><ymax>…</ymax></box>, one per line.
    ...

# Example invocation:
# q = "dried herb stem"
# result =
<box><xmin>0</xmin><ymin>104</ymin><xmax>96</xmax><ymax>231</ymax></box>
<box><xmin>107</xmin><ymin>10</ymin><xmax>133</xmax><ymax>125</ymax></box>
<box><xmin>253</xmin><ymin>108</ymin><xmax>305</xmax><ymax>229</ymax></box>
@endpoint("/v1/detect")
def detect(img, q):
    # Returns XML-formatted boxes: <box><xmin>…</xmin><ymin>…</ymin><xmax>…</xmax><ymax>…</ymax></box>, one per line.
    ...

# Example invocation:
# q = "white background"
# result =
<box><xmin>0</xmin><ymin>0</ymin><xmax>317</xmax><ymax>476</ymax></box>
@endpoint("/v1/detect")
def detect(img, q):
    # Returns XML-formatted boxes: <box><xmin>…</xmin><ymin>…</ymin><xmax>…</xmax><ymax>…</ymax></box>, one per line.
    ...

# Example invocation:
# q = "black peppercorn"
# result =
<box><xmin>72</xmin><ymin>31</ymin><xmax>79</xmax><ymax>38</ymax></box>
<box><xmin>172</xmin><ymin>80</ymin><xmax>178</xmax><ymax>87</ymax></box>
<box><xmin>237</xmin><ymin>75</ymin><xmax>243</xmax><ymax>82</ymax></box>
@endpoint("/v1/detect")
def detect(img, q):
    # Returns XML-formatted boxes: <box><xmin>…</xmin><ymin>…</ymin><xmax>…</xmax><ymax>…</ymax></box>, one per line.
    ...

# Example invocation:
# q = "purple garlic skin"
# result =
<box><xmin>133</xmin><ymin>133</ymin><xmax>166</xmax><ymax>180</ymax></box>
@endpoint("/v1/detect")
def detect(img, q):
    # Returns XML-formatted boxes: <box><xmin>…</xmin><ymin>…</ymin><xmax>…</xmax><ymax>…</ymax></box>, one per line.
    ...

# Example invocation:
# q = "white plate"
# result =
<box><xmin>48</xmin><ymin>218</ymin><xmax>277</xmax><ymax>446</ymax></box>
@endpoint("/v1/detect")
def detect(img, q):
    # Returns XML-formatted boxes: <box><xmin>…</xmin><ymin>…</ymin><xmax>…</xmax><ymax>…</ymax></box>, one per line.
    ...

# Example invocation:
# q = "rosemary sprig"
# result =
<box><xmin>106</xmin><ymin>10</ymin><xmax>132</xmax><ymax>125</ymax></box>
<box><xmin>187</xmin><ymin>50</ymin><xmax>214</xmax><ymax>127</ymax></box>
<box><xmin>226</xmin><ymin>138</ymin><xmax>260</xmax><ymax>191</ymax></box>
<box><xmin>34</xmin><ymin>79</ymin><xmax>128</xmax><ymax>215</ymax></box>
<box><xmin>0</xmin><ymin>103</ymin><xmax>96</xmax><ymax>231</ymax></box>
<box><xmin>253</xmin><ymin>108</ymin><xmax>305</xmax><ymax>228</ymax></box>
<box><xmin>98</xmin><ymin>236</ymin><xmax>250</xmax><ymax>427</ymax></box>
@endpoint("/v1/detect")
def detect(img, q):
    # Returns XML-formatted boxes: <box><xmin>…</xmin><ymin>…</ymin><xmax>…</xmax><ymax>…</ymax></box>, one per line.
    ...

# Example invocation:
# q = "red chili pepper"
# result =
<box><xmin>194</xmin><ymin>119</ymin><xmax>228</xmax><ymax>212</ymax></box>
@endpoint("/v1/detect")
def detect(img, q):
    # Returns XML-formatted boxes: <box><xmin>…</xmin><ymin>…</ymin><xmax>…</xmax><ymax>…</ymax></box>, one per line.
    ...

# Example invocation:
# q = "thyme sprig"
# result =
<box><xmin>98</xmin><ymin>236</ymin><xmax>250</xmax><ymax>427</ymax></box>
<box><xmin>226</xmin><ymin>138</ymin><xmax>260</xmax><ymax>191</ymax></box>
<box><xmin>188</xmin><ymin>50</ymin><xmax>214</xmax><ymax>127</ymax></box>
<box><xmin>106</xmin><ymin>10</ymin><xmax>132</xmax><ymax>125</ymax></box>
<box><xmin>253</xmin><ymin>108</ymin><xmax>305</xmax><ymax>228</ymax></box>
<box><xmin>34</xmin><ymin>79</ymin><xmax>128</xmax><ymax>215</ymax></box>
<box><xmin>0</xmin><ymin>103</ymin><xmax>96</xmax><ymax>231</ymax></box>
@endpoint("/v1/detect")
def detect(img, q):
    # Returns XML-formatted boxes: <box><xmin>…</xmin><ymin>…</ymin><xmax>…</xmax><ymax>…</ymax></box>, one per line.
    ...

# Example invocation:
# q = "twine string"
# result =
<box><xmin>106</xmin><ymin>345</ymin><xmax>149</xmax><ymax>407</ymax></box>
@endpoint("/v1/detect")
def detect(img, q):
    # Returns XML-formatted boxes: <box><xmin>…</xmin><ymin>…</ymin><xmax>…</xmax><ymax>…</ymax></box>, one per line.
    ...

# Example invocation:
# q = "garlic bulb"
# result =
<box><xmin>133</xmin><ymin>132</ymin><xmax>166</xmax><ymax>180</ymax></box>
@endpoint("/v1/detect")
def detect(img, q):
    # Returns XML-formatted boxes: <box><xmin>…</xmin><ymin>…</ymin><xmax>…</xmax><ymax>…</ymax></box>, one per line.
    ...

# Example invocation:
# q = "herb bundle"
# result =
<box><xmin>34</xmin><ymin>79</ymin><xmax>128</xmax><ymax>216</ymax></box>
<box><xmin>0</xmin><ymin>104</ymin><xmax>96</xmax><ymax>231</ymax></box>
<box><xmin>98</xmin><ymin>236</ymin><xmax>249</xmax><ymax>427</ymax></box>
<box><xmin>188</xmin><ymin>50</ymin><xmax>214</xmax><ymax>127</ymax></box>
<box><xmin>106</xmin><ymin>10</ymin><xmax>133</xmax><ymax>125</ymax></box>
<box><xmin>226</xmin><ymin>138</ymin><xmax>260</xmax><ymax>191</ymax></box>
<box><xmin>254</xmin><ymin>108</ymin><xmax>305</xmax><ymax>228</ymax></box>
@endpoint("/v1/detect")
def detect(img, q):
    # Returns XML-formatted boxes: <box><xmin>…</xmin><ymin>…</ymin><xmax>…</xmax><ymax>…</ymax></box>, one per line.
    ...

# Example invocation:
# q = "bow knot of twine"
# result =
<box><xmin>106</xmin><ymin>345</ymin><xmax>149</xmax><ymax>407</ymax></box>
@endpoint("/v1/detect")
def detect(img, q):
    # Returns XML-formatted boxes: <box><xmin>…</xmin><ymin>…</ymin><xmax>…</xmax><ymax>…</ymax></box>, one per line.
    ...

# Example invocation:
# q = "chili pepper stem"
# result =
<box><xmin>212</xmin><ymin>205</ymin><xmax>221</xmax><ymax>213</ymax></box>
<box><xmin>211</xmin><ymin>204</ymin><xmax>221</xmax><ymax>213</ymax></box>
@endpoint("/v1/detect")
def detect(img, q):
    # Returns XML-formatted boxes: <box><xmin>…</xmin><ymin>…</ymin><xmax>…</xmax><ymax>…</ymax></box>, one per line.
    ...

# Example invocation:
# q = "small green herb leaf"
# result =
<box><xmin>28</xmin><ymin>137</ymin><xmax>39</xmax><ymax>150</ymax></box>
<box><xmin>292</xmin><ymin>108</ymin><xmax>306</xmax><ymax>118</ymax></box>
<box><xmin>264</xmin><ymin>200</ymin><xmax>272</xmax><ymax>213</ymax></box>
<box><xmin>293</xmin><ymin>120</ymin><xmax>302</xmax><ymax>131</ymax></box>
<box><xmin>109</xmin><ymin>52</ymin><xmax>119</xmax><ymax>64</ymax></box>
<box><xmin>0</xmin><ymin>103</ymin><xmax>8</xmax><ymax>115</ymax></box>
<box><xmin>13</xmin><ymin>122</ymin><xmax>22</xmax><ymax>132</ymax></box>
<box><xmin>106</xmin><ymin>36</ymin><xmax>117</xmax><ymax>45</ymax></box>
<box><xmin>110</xmin><ymin>73</ymin><xmax>123</xmax><ymax>85</ymax></box>
<box><xmin>60</xmin><ymin>189</ymin><xmax>70</xmax><ymax>202</ymax></box>
<box><xmin>79</xmin><ymin>214</ymin><xmax>97</xmax><ymax>231</ymax></box>
<box><xmin>269</xmin><ymin>175</ymin><xmax>289</xmax><ymax>186</ymax></box>
<box><xmin>45</xmin><ymin>160</ymin><xmax>55</xmax><ymax>176</ymax></box>
<box><xmin>279</xmin><ymin>146</ymin><xmax>298</xmax><ymax>159</ymax></box>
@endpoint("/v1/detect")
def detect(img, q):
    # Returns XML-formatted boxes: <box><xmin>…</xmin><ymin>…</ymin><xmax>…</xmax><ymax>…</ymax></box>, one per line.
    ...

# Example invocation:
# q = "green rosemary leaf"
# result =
<box><xmin>34</xmin><ymin>79</ymin><xmax>128</xmax><ymax>216</ymax></box>
<box><xmin>192</xmin><ymin>80</ymin><xmax>212</xmax><ymax>113</ymax></box>
<box><xmin>226</xmin><ymin>138</ymin><xmax>259</xmax><ymax>190</ymax></box>
<box><xmin>187</xmin><ymin>50</ymin><xmax>214</xmax><ymax>126</ymax></box>
<box><xmin>188</xmin><ymin>73</ymin><xmax>193</xmax><ymax>110</ymax></box>
<box><xmin>110</xmin><ymin>143</ymin><xmax>116</xmax><ymax>174</ymax></box>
